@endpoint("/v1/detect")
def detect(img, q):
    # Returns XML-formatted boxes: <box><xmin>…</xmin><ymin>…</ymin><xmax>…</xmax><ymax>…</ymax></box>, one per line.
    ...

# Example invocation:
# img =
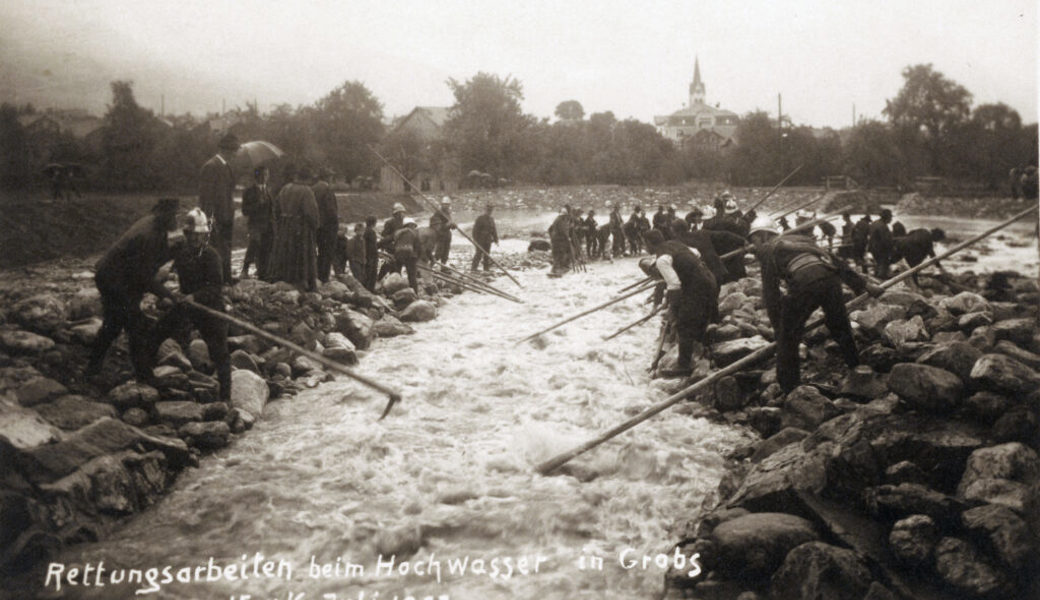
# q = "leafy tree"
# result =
<box><xmin>554</xmin><ymin>100</ymin><xmax>585</xmax><ymax>121</ymax></box>
<box><xmin>313</xmin><ymin>81</ymin><xmax>385</xmax><ymax>180</ymax></box>
<box><xmin>100</xmin><ymin>80</ymin><xmax>160</xmax><ymax>190</ymax></box>
<box><xmin>0</xmin><ymin>103</ymin><xmax>30</xmax><ymax>189</ymax></box>
<box><xmin>442</xmin><ymin>72</ymin><xmax>537</xmax><ymax>179</ymax></box>
<box><xmin>843</xmin><ymin>120</ymin><xmax>906</xmax><ymax>187</ymax></box>
<box><xmin>883</xmin><ymin>64</ymin><xmax>972</xmax><ymax>175</ymax></box>
<box><xmin>728</xmin><ymin>111</ymin><xmax>777</xmax><ymax>185</ymax></box>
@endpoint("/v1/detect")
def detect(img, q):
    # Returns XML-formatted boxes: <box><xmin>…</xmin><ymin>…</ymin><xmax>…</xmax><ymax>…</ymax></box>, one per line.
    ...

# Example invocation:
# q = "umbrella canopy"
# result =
<box><xmin>467</xmin><ymin>169</ymin><xmax>483</xmax><ymax>178</ymax></box>
<box><xmin>230</xmin><ymin>141</ymin><xmax>285</xmax><ymax>173</ymax></box>
<box><xmin>42</xmin><ymin>163</ymin><xmax>64</xmax><ymax>176</ymax></box>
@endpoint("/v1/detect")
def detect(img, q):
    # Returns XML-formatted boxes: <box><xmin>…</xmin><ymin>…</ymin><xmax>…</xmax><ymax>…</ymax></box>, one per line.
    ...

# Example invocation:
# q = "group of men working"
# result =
<box><xmin>637</xmin><ymin>197</ymin><xmax>950</xmax><ymax>393</ymax></box>
<box><xmin>86</xmin><ymin>133</ymin><xmax>501</xmax><ymax>401</ymax></box>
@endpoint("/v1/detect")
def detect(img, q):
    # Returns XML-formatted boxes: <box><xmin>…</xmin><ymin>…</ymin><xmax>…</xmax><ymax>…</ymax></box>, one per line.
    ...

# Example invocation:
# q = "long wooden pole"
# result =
<box><xmin>369</xmin><ymin>146</ymin><xmax>524</xmax><ymax>289</ymax></box>
<box><xmin>437</xmin><ymin>258</ymin><xmax>524</xmax><ymax>303</ymax></box>
<box><xmin>717</xmin><ymin>204</ymin><xmax>853</xmax><ymax>261</ymax></box>
<box><xmin>746</xmin><ymin>164</ymin><xmax>805</xmax><ymax>213</ymax></box>
<box><xmin>378</xmin><ymin>251</ymin><xmax>520</xmax><ymax>303</ymax></box>
<box><xmin>775</xmin><ymin>194</ymin><xmax>825</xmax><ymax>221</ymax></box>
<box><xmin>517</xmin><ymin>282</ymin><xmax>657</xmax><ymax>344</ymax></box>
<box><xmin>602</xmin><ymin>305</ymin><xmax>663</xmax><ymax>341</ymax></box>
<box><xmin>535</xmin><ymin>206</ymin><xmax>1035</xmax><ymax>474</ymax></box>
<box><xmin>183</xmin><ymin>300</ymin><xmax>403</xmax><ymax>419</ymax></box>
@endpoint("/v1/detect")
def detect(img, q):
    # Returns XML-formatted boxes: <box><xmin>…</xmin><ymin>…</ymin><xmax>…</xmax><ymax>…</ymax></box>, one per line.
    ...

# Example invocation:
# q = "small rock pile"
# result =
<box><xmin>657</xmin><ymin>270</ymin><xmax>1040</xmax><ymax>599</ymax></box>
<box><xmin>0</xmin><ymin>267</ymin><xmax>453</xmax><ymax>575</ymax></box>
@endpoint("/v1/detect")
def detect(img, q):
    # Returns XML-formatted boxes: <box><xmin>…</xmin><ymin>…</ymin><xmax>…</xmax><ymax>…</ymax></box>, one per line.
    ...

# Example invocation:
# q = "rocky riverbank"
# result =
<box><xmin>0</xmin><ymin>250</ymin><xmax>549</xmax><ymax>579</ymax></box>
<box><xmin>657</xmin><ymin>266</ymin><xmax>1040</xmax><ymax>599</ymax></box>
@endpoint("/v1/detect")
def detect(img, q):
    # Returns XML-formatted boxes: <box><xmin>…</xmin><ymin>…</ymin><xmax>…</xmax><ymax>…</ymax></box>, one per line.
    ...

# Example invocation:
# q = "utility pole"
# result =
<box><xmin>852</xmin><ymin>103</ymin><xmax>856</xmax><ymax>128</ymax></box>
<box><xmin>161</xmin><ymin>94</ymin><xmax>165</xmax><ymax>117</ymax></box>
<box><xmin>778</xmin><ymin>93</ymin><xmax>784</xmax><ymax>177</ymax></box>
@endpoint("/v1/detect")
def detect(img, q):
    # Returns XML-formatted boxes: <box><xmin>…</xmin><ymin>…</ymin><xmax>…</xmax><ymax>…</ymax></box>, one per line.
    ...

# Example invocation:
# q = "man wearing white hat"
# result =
<box><xmin>429</xmin><ymin>196</ymin><xmax>455</xmax><ymax>265</ymax></box>
<box><xmin>377</xmin><ymin>202</ymin><xmax>408</xmax><ymax>281</ymax></box>
<box><xmin>150</xmin><ymin>208</ymin><xmax>231</xmax><ymax>402</ymax></box>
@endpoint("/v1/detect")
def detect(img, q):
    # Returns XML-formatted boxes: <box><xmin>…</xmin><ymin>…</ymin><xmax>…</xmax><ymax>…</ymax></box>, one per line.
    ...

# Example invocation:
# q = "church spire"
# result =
<box><xmin>689</xmin><ymin>56</ymin><xmax>706</xmax><ymax>106</ymax></box>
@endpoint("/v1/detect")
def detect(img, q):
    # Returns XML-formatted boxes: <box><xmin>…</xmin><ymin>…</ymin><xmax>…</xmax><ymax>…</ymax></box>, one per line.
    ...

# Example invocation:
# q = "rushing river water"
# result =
<box><xmin>26</xmin><ymin>206</ymin><xmax>1036</xmax><ymax>600</ymax></box>
<box><xmin>35</xmin><ymin>212</ymin><xmax>755</xmax><ymax>600</ymax></box>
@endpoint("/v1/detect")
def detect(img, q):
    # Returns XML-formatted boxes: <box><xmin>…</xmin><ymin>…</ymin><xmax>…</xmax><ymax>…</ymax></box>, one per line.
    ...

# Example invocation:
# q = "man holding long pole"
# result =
<box><xmin>748</xmin><ymin>217</ymin><xmax>883</xmax><ymax>393</ymax></box>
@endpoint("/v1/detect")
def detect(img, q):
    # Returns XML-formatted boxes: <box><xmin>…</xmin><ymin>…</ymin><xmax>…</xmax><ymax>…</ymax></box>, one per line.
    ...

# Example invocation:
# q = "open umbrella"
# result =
<box><xmin>42</xmin><ymin>163</ymin><xmax>65</xmax><ymax>177</ymax></box>
<box><xmin>231</xmin><ymin>141</ymin><xmax>285</xmax><ymax>173</ymax></box>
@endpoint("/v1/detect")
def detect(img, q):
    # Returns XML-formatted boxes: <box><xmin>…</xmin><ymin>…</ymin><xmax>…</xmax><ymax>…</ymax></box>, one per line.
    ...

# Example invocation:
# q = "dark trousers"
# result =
<box><xmin>350</xmin><ymin>260</ymin><xmax>366</xmax><ymax>283</ymax></box>
<box><xmin>211</xmin><ymin>221</ymin><xmax>233</xmax><ymax>284</ymax></box>
<box><xmin>152</xmin><ymin>304</ymin><xmax>231</xmax><ymax>402</ymax></box>
<box><xmin>394</xmin><ymin>250</ymin><xmax>419</xmax><ymax>292</ymax></box>
<box><xmin>671</xmin><ymin>287</ymin><xmax>717</xmax><ymax>370</ymax></box>
<box><xmin>242</xmin><ymin>226</ymin><xmax>272</xmax><ymax>279</ymax></box>
<box><xmin>612</xmin><ymin>230</ymin><xmax>625</xmax><ymax>256</ymax></box>
<box><xmin>471</xmin><ymin>239</ymin><xmax>492</xmax><ymax>271</ymax></box>
<box><xmin>434</xmin><ymin>230</ymin><xmax>452</xmax><ymax>264</ymax></box>
<box><xmin>364</xmin><ymin>259</ymin><xmax>378</xmax><ymax>292</ymax></box>
<box><xmin>871</xmin><ymin>247</ymin><xmax>891</xmax><ymax>279</ymax></box>
<box><xmin>776</xmin><ymin>273</ymin><xmax>859</xmax><ymax>393</ymax></box>
<box><xmin>88</xmin><ymin>287</ymin><xmax>152</xmax><ymax>380</ymax></box>
<box><xmin>316</xmin><ymin>225</ymin><xmax>338</xmax><ymax>283</ymax></box>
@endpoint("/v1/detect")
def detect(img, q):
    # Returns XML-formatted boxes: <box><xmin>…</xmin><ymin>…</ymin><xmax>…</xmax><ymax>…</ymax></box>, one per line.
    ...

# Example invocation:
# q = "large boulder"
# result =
<box><xmin>33</xmin><ymin>395</ymin><xmax>117</xmax><ymax>430</ymax></box>
<box><xmin>0</xmin><ymin>329</ymin><xmax>55</xmax><ymax>355</ymax></box>
<box><xmin>230</xmin><ymin>369</ymin><xmax>270</xmax><ymax>421</ymax></box>
<box><xmin>106</xmin><ymin>382</ymin><xmax>160</xmax><ymax>411</ymax></box>
<box><xmin>993</xmin><ymin>340</ymin><xmax>1040</xmax><ymax>371</ymax></box>
<box><xmin>229</xmin><ymin>349</ymin><xmax>260</xmax><ymax>373</ymax></box>
<box><xmin>769</xmin><ymin>542</ymin><xmax>873</xmax><ymax>600</ymax></box>
<box><xmin>850</xmin><ymin>304</ymin><xmax>905</xmax><ymax>337</ymax></box>
<box><xmin>864</xmin><ymin>483</ymin><xmax>965</xmax><ymax>523</ymax></box>
<box><xmin>960</xmin><ymin>503</ymin><xmax>1035</xmax><ymax>571</ymax></box>
<box><xmin>178</xmin><ymin>421</ymin><xmax>231</xmax><ymax>451</ymax></box>
<box><xmin>9</xmin><ymin>294</ymin><xmax>67</xmax><ymax>335</ymax></box>
<box><xmin>710</xmin><ymin>512</ymin><xmax>819</xmax><ymax>580</ymax></box>
<box><xmin>322</xmin><ymin>332</ymin><xmax>358</xmax><ymax>365</ymax></box>
<box><xmin>750</xmin><ymin>428</ymin><xmax>809</xmax><ymax>463</ymax></box>
<box><xmin>17</xmin><ymin>417</ymin><xmax>192</xmax><ymax>483</ymax></box>
<box><xmin>933</xmin><ymin>537</ymin><xmax>1011</xmax><ymax>599</ymax></box>
<box><xmin>957</xmin><ymin>443</ymin><xmax>1040</xmax><ymax>497</ymax></box>
<box><xmin>372</xmin><ymin>315</ymin><xmax>414</xmax><ymax>337</ymax></box>
<box><xmin>887</xmin><ymin>363</ymin><xmax>963</xmax><ymax>414</ymax></box>
<box><xmin>712</xmin><ymin>336</ymin><xmax>770</xmax><ymax>367</ymax></box>
<box><xmin>335</xmin><ymin>309</ymin><xmax>375</xmax><ymax>350</ymax></box>
<box><xmin>940</xmin><ymin>292</ymin><xmax>992</xmax><ymax>317</ymax></box>
<box><xmin>390</xmin><ymin>287</ymin><xmax>418</xmax><ymax>308</ymax></box>
<box><xmin>381</xmin><ymin>273</ymin><xmax>411</xmax><ymax>296</ymax></box>
<box><xmin>153</xmin><ymin>400</ymin><xmax>204</xmax><ymax>427</ymax></box>
<box><xmin>14</xmin><ymin>376</ymin><xmax>69</xmax><ymax>407</ymax></box>
<box><xmin>888</xmin><ymin>514</ymin><xmax>939</xmax><ymax>567</ymax></box>
<box><xmin>990</xmin><ymin>318</ymin><xmax>1036</xmax><ymax>347</ymax></box>
<box><xmin>399</xmin><ymin>300</ymin><xmax>437</xmax><ymax>323</ymax></box>
<box><xmin>961</xmin><ymin>391</ymin><xmax>1011</xmax><ymax>424</ymax></box>
<box><xmin>916</xmin><ymin>342</ymin><xmax>982</xmax><ymax>383</ymax></box>
<box><xmin>969</xmin><ymin>354</ymin><xmax>1040</xmax><ymax>396</ymax></box>
<box><xmin>0</xmin><ymin>393</ymin><xmax>62</xmax><ymax>449</ymax></box>
<box><xmin>883</xmin><ymin>316</ymin><xmax>929</xmax><ymax>349</ymax></box>
<box><xmin>782</xmin><ymin>386</ymin><xmax>840</xmax><ymax>430</ymax></box>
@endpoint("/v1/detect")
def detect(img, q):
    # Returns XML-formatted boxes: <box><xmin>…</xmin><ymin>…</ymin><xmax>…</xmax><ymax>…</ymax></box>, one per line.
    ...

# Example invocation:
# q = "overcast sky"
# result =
<box><xmin>2</xmin><ymin>0</ymin><xmax>1036</xmax><ymax>128</ymax></box>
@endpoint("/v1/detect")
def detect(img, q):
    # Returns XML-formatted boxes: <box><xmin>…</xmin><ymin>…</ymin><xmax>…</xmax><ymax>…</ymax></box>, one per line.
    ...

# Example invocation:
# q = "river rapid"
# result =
<box><xmin>37</xmin><ymin>211</ymin><xmax>754</xmax><ymax>600</ymax></box>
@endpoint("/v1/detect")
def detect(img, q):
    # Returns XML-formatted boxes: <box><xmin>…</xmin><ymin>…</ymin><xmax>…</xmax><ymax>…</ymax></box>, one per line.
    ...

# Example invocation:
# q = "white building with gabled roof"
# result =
<box><xmin>654</xmin><ymin>58</ymin><xmax>739</xmax><ymax>150</ymax></box>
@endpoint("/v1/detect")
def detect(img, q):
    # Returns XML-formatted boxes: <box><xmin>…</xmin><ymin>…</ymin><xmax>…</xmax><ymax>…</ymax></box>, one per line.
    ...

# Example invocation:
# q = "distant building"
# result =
<box><xmin>380</xmin><ymin>106</ymin><xmax>458</xmax><ymax>193</ymax></box>
<box><xmin>654</xmin><ymin>58</ymin><xmax>739</xmax><ymax>151</ymax></box>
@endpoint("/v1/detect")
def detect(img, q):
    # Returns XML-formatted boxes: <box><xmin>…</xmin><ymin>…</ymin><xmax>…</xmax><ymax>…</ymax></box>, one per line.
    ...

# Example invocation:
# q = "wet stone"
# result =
<box><xmin>915</xmin><ymin>342</ymin><xmax>982</xmax><ymax>383</ymax></box>
<box><xmin>34</xmin><ymin>395</ymin><xmax>116</xmax><ymax>430</ymax></box>
<box><xmin>121</xmin><ymin>407</ymin><xmax>150</xmax><ymax>427</ymax></box>
<box><xmin>710</xmin><ymin>512</ymin><xmax>819</xmax><ymax>581</ymax></box>
<box><xmin>400</xmin><ymin>300</ymin><xmax>437</xmax><ymax>323</ymax></box>
<box><xmin>887</xmin><ymin>363</ymin><xmax>963</xmax><ymax>414</ymax></box>
<box><xmin>106</xmin><ymin>382</ymin><xmax>160</xmax><ymax>411</ymax></box>
<box><xmin>179</xmin><ymin>421</ymin><xmax>231</xmax><ymax>451</ymax></box>
<box><xmin>229</xmin><ymin>349</ymin><xmax>260</xmax><ymax>373</ymax></box>
<box><xmin>0</xmin><ymin>329</ymin><xmax>55</xmax><ymax>355</ymax></box>
<box><xmin>888</xmin><ymin>514</ymin><xmax>938</xmax><ymax>567</ymax></box>
<box><xmin>993</xmin><ymin>340</ymin><xmax>1040</xmax><ymax>371</ymax></box>
<box><xmin>970</xmin><ymin>354</ymin><xmax>1040</xmax><ymax>396</ymax></box>
<box><xmin>14</xmin><ymin>376</ymin><xmax>68</xmax><ymax>407</ymax></box>
<box><xmin>960</xmin><ymin>391</ymin><xmax>1011</xmax><ymax>424</ymax></box>
<box><xmin>154</xmin><ymin>401</ymin><xmax>204</xmax><ymax>427</ymax></box>
<box><xmin>933</xmin><ymin>537</ymin><xmax>1010</xmax><ymax>599</ymax></box>
<box><xmin>769</xmin><ymin>542</ymin><xmax>873</xmax><ymax>600</ymax></box>
<box><xmin>960</xmin><ymin>503</ymin><xmax>1035</xmax><ymax>571</ymax></box>
<box><xmin>711</xmin><ymin>335</ymin><xmax>769</xmax><ymax>367</ymax></box>
<box><xmin>9</xmin><ymin>293</ymin><xmax>67</xmax><ymax>335</ymax></box>
<box><xmin>957</xmin><ymin>442</ymin><xmax>1040</xmax><ymax>497</ymax></box>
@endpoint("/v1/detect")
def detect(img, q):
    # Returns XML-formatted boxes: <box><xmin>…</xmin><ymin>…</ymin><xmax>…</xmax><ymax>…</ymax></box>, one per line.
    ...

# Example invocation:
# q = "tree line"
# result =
<box><xmin>0</xmin><ymin>63</ymin><xmax>1035</xmax><ymax>193</ymax></box>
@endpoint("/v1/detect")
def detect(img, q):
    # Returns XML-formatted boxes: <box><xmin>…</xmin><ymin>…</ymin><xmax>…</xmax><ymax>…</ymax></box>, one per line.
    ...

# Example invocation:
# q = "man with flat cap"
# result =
<box><xmin>86</xmin><ymin>197</ymin><xmax>180</xmax><ymax>382</ymax></box>
<box><xmin>198</xmin><ymin>132</ymin><xmax>240</xmax><ymax>283</ymax></box>
<box><xmin>471</xmin><ymin>203</ymin><xmax>499</xmax><ymax>271</ymax></box>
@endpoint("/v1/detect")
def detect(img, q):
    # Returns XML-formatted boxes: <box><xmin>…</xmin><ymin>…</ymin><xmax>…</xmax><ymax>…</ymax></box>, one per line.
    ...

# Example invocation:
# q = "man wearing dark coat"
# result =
<box><xmin>471</xmin><ymin>204</ymin><xmax>499</xmax><ymax>271</ymax></box>
<box><xmin>240</xmin><ymin>166</ymin><xmax>275</xmax><ymax>280</ymax></box>
<box><xmin>676</xmin><ymin>228</ymin><xmax>744</xmax><ymax>286</ymax></box>
<box><xmin>749</xmin><ymin>221</ymin><xmax>882</xmax><ymax>393</ymax></box>
<box><xmin>893</xmin><ymin>228</ymin><xmax>946</xmax><ymax>286</ymax></box>
<box><xmin>312</xmin><ymin>167</ymin><xmax>340</xmax><ymax>283</ymax></box>
<box><xmin>394</xmin><ymin>218</ymin><xmax>423</xmax><ymax>292</ymax></box>
<box><xmin>608</xmin><ymin>203</ymin><xmax>625</xmax><ymax>257</ymax></box>
<box><xmin>644</xmin><ymin>230</ymin><xmax>719</xmax><ymax>378</ymax></box>
<box><xmin>838</xmin><ymin>213</ymin><xmax>855</xmax><ymax>259</ymax></box>
<box><xmin>198</xmin><ymin>133</ymin><xmax>240</xmax><ymax>284</ymax></box>
<box><xmin>548</xmin><ymin>208</ymin><xmax>573</xmax><ymax>275</ymax></box>
<box><xmin>851</xmin><ymin>213</ymin><xmax>872</xmax><ymax>269</ymax></box>
<box><xmin>270</xmin><ymin>167</ymin><xmax>320</xmax><ymax>291</ymax></box>
<box><xmin>378</xmin><ymin>204</ymin><xmax>407</xmax><ymax>281</ymax></box>
<box><xmin>868</xmin><ymin>209</ymin><xmax>895</xmax><ymax>279</ymax></box>
<box><xmin>86</xmin><ymin>198</ymin><xmax>179</xmax><ymax>381</ymax></box>
<box><xmin>429</xmin><ymin>197</ymin><xmax>455</xmax><ymax>264</ymax></box>
<box><xmin>150</xmin><ymin>208</ymin><xmax>231</xmax><ymax>402</ymax></box>
<box><xmin>347</xmin><ymin>223</ymin><xmax>367</xmax><ymax>283</ymax></box>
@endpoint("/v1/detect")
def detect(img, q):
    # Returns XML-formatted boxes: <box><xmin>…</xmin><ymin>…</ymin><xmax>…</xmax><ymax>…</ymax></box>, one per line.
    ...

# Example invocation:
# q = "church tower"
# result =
<box><xmin>688</xmin><ymin>57</ymin><xmax>706</xmax><ymax>106</ymax></box>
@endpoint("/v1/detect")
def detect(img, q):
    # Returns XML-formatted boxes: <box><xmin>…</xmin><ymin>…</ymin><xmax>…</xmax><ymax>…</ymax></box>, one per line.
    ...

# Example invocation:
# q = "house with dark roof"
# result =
<box><xmin>380</xmin><ymin>106</ymin><xmax>457</xmax><ymax>193</ymax></box>
<box><xmin>654</xmin><ymin>58</ymin><xmax>739</xmax><ymax>151</ymax></box>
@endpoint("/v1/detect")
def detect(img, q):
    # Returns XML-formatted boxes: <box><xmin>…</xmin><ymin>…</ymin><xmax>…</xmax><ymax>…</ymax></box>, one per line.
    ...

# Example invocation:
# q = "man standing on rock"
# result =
<box><xmin>313</xmin><ymin>167</ymin><xmax>340</xmax><ymax>283</ymax></box>
<box><xmin>378</xmin><ymin>203</ymin><xmax>408</xmax><ymax>281</ymax></box>
<box><xmin>471</xmin><ymin>203</ymin><xmax>499</xmax><ymax>271</ymax></box>
<box><xmin>87</xmin><ymin>198</ymin><xmax>180</xmax><ymax>382</ymax></box>
<box><xmin>429</xmin><ymin>196</ymin><xmax>455</xmax><ymax>265</ymax></box>
<box><xmin>608</xmin><ymin>202</ymin><xmax>626</xmax><ymax>258</ymax></box>
<box><xmin>644</xmin><ymin>230</ymin><xmax>719</xmax><ymax>378</ymax></box>
<box><xmin>748</xmin><ymin>218</ymin><xmax>883</xmax><ymax>393</ymax></box>
<box><xmin>270</xmin><ymin>166</ymin><xmax>319</xmax><ymax>292</ymax></box>
<box><xmin>240</xmin><ymin>166</ymin><xmax>274</xmax><ymax>280</ymax></box>
<box><xmin>198</xmin><ymin>133</ymin><xmax>240</xmax><ymax>284</ymax></box>
<box><xmin>868</xmin><ymin>209</ymin><xmax>895</xmax><ymax>279</ymax></box>
<box><xmin>363</xmin><ymin>216</ymin><xmax>378</xmax><ymax>291</ymax></box>
<box><xmin>548</xmin><ymin>207</ymin><xmax>573</xmax><ymax>275</ymax></box>
<box><xmin>150</xmin><ymin>208</ymin><xmax>231</xmax><ymax>402</ymax></box>
<box><xmin>394</xmin><ymin>218</ymin><xmax>422</xmax><ymax>293</ymax></box>
<box><xmin>851</xmin><ymin>213</ymin><xmax>872</xmax><ymax>270</ymax></box>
